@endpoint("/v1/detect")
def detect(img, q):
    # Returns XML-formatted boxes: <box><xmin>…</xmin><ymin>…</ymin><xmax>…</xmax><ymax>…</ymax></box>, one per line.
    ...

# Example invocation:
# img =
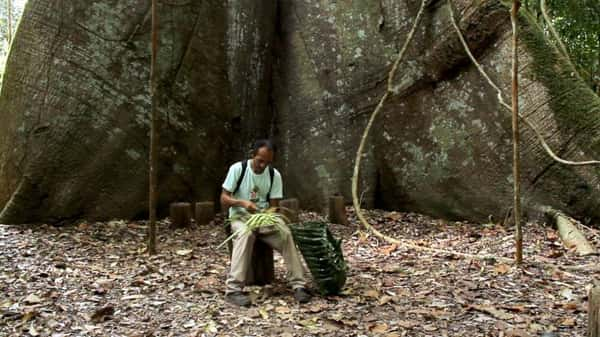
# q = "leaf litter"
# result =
<box><xmin>0</xmin><ymin>208</ymin><xmax>598</xmax><ymax>336</ymax></box>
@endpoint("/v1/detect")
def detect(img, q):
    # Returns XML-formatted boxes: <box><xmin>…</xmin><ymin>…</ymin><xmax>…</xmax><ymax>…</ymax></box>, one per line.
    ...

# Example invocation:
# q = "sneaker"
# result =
<box><xmin>294</xmin><ymin>288</ymin><xmax>312</xmax><ymax>303</ymax></box>
<box><xmin>225</xmin><ymin>291</ymin><xmax>251</xmax><ymax>307</ymax></box>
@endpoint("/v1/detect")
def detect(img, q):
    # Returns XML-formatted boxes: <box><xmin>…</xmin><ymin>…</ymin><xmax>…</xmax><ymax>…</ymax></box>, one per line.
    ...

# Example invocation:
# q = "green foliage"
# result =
<box><xmin>0</xmin><ymin>0</ymin><xmax>26</xmax><ymax>86</ymax></box>
<box><xmin>291</xmin><ymin>222</ymin><xmax>346</xmax><ymax>295</ymax></box>
<box><xmin>217</xmin><ymin>209</ymin><xmax>290</xmax><ymax>249</ymax></box>
<box><xmin>523</xmin><ymin>0</ymin><xmax>600</xmax><ymax>91</ymax></box>
<box><xmin>520</xmin><ymin>9</ymin><xmax>600</xmax><ymax>155</ymax></box>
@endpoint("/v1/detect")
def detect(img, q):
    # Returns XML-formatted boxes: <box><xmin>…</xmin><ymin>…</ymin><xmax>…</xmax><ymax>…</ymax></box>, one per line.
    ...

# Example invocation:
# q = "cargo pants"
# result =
<box><xmin>225</xmin><ymin>219</ymin><xmax>307</xmax><ymax>293</ymax></box>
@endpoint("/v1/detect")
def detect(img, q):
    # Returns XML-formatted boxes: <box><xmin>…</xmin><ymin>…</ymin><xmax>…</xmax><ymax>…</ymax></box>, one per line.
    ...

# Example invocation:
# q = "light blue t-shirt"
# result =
<box><xmin>222</xmin><ymin>160</ymin><xmax>283</xmax><ymax>218</ymax></box>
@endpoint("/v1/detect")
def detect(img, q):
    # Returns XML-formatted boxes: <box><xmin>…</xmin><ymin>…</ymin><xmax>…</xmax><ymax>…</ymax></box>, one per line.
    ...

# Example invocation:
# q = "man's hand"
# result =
<box><xmin>239</xmin><ymin>200</ymin><xmax>258</xmax><ymax>212</ymax></box>
<box><xmin>221</xmin><ymin>189</ymin><xmax>258</xmax><ymax>212</ymax></box>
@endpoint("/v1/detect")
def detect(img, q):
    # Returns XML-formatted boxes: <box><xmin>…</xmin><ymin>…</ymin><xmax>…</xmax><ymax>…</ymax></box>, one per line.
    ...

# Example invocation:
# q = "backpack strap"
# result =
<box><xmin>232</xmin><ymin>160</ymin><xmax>247</xmax><ymax>195</ymax></box>
<box><xmin>266</xmin><ymin>166</ymin><xmax>275</xmax><ymax>202</ymax></box>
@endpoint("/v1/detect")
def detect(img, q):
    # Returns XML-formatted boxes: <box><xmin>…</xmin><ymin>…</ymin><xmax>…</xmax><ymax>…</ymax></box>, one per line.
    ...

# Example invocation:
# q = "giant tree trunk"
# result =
<box><xmin>273</xmin><ymin>0</ymin><xmax>600</xmax><ymax>223</ymax></box>
<box><xmin>0</xmin><ymin>0</ymin><xmax>231</xmax><ymax>223</ymax></box>
<box><xmin>0</xmin><ymin>0</ymin><xmax>599</xmax><ymax>225</ymax></box>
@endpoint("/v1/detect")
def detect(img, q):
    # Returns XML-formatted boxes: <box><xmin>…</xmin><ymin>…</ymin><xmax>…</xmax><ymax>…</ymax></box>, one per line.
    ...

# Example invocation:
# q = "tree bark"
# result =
<box><xmin>148</xmin><ymin>0</ymin><xmax>159</xmax><ymax>254</ymax></box>
<box><xmin>511</xmin><ymin>0</ymin><xmax>523</xmax><ymax>264</ymax></box>
<box><xmin>169</xmin><ymin>202</ymin><xmax>191</xmax><ymax>229</ymax></box>
<box><xmin>2</xmin><ymin>0</ymin><xmax>600</xmax><ymax>227</ymax></box>
<box><xmin>589</xmin><ymin>283</ymin><xmax>600</xmax><ymax>337</ymax></box>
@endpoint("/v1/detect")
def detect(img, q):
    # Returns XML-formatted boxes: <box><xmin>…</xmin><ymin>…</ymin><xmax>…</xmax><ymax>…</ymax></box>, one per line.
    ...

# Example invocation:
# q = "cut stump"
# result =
<box><xmin>224</xmin><ymin>223</ymin><xmax>274</xmax><ymax>286</ymax></box>
<box><xmin>328</xmin><ymin>195</ymin><xmax>348</xmax><ymax>225</ymax></box>
<box><xmin>279</xmin><ymin>198</ymin><xmax>299</xmax><ymax>223</ymax></box>
<box><xmin>246</xmin><ymin>241</ymin><xmax>274</xmax><ymax>286</ymax></box>
<box><xmin>195</xmin><ymin>201</ymin><xmax>214</xmax><ymax>226</ymax></box>
<box><xmin>170</xmin><ymin>202</ymin><xmax>192</xmax><ymax>228</ymax></box>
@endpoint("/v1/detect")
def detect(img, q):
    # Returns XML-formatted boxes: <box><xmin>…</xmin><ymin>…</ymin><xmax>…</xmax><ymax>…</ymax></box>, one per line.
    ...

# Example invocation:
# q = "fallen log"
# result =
<box><xmin>541</xmin><ymin>206</ymin><xmax>596</xmax><ymax>256</ymax></box>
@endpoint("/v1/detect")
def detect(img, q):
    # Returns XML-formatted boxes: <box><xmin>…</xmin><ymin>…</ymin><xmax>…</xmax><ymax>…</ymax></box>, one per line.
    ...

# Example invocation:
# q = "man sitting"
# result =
<box><xmin>220</xmin><ymin>139</ymin><xmax>311</xmax><ymax>306</ymax></box>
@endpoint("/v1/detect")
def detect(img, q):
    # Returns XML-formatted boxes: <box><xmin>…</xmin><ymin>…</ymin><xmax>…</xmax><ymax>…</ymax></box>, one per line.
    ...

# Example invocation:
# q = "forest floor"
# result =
<box><xmin>1</xmin><ymin>208</ymin><xmax>599</xmax><ymax>337</ymax></box>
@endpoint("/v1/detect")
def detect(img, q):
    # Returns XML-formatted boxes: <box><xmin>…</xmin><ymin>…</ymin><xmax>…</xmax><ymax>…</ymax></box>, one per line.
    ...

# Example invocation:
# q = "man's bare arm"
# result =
<box><xmin>220</xmin><ymin>189</ymin><xmax>258</xmax><ymax>211</ymax></box>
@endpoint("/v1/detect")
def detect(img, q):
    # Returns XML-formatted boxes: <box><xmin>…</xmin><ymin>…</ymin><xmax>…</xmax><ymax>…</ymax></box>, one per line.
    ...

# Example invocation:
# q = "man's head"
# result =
<box><xmin>251</xmin><ymin>139</ymin><xmax>275</xmax><ymax>174</ymax></box>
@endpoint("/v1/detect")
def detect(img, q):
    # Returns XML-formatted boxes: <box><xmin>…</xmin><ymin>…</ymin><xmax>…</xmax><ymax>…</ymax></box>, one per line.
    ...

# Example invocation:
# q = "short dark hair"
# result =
<box><xmin>252</xmin><ymin>139</ymin><xmax>275</xmax><ymax>155</ymax></box>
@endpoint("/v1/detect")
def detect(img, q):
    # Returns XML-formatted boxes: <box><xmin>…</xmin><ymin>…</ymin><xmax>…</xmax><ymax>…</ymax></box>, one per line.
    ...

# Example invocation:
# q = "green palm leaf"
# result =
<box><xmin>217</xmin><ymin>210</ymin><xmax>290</xmax><ymax>250</ymax></box>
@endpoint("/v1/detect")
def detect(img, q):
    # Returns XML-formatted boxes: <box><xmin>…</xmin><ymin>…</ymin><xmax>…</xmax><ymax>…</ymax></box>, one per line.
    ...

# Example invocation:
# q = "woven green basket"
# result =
<box><xmin>291</xmin><ymin>221</ymin><xmax>346</xmax><ymax>295</ymax></box>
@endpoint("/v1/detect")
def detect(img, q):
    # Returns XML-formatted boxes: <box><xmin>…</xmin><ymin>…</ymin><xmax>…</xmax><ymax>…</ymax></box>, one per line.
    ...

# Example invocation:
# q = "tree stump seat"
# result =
<box><xmin>224</xmin><ymin>221</ymin><xmax>274</xmax><ymax>286</ymax></box>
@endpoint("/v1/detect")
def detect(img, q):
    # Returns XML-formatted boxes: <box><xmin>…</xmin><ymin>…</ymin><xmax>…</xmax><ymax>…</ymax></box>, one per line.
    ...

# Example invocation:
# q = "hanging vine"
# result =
<box><xmin>351</xmin><ymin>0</ymin><xmax>600</xmax><ymax>264</ymax></box>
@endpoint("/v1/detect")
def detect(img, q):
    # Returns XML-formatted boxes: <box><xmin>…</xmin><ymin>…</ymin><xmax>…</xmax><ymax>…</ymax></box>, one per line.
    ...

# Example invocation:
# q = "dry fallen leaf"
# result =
<box><xmin>298</xmin><ymin>317</ymin><xmax>319</xmax><ymax>328</ymax></box>
<box><xmin>527</xmin><ymin>323</ymin><xmax>545</xmax><ymax>333</ymax></box>
<box><xmin>494</xmin><ymin>263</ymin><xmax>511</xmax><ymax>275</ymax></box>
<box><xmin>247</xmin><ymin>308</ymin><xmax>260</xmax><ymax>319</ymax></box>
<box><xmin>308</xmin><ymin>303</ymin><xmax>327</xmax><ymax>313</ymax></box>
<box><xmin>469</xmin><ymin>305</ymin><xmax>514</xmax><ymax>320</ymax></box>
<box><xmin>562</xmin><ymin>302</ymin><xmax>580</xmax><ymax>311</ymax></box>
<box><xmin>423</xmin><ymin>324</ymin><xmax>437</xmax><ymax>332</ymax></box>
<box><xmin>121</xmin><ymin>294</ymin><xmax>145</xmax><ymax>300</ymax></box>
<box><xmin>385</xmin><ymin>212</ymin><xmax>402</xmax><ymax>221</ymax></box>
<box><xmin>546</xmin><ymin>250</ymin><xmax>563</xmax><ymax>258</ymax></box>
<box><xmin>560</xmin><ymin>318</ymin><xmax>576</xmax><ymax>327</ymax></box>
<box><xmin>176</xmin><ymin>249</ymin><xmax>193</xmax><ymax>256</ymax></box>
<box><xmin>275</xmin><ymin>306</ymin><xmax>291</xmax><ymax>314</ymax></box>
<box><xmin>23</xmin><ymin>294</ymin><xmax>43</xmax><ymax>304</ymax></box>
<box><xmin>358</xmin><ymin>231</ymin><xmax>369</xmax><ymax>243</ymax></box>
<box><xmin>21</xmin><ymin>310</ymin><xmax>37</xmax><ymax>323</ymax></box>
<box><xmin>546</xmin><ymin>231</ymin><xmax>558</xmax><ymax>241</ymax></box>
<box><xmin>369</xmin><ymin>323</ymin><xmax>389</xmax><ymax>333</ymax></box>
<box><xmin>505</xmin><ymin>328</ymin><xmax>531</xmax><ymax>337</ymax></box>
<box><xmin>397</xmin><ymin>320</ymin><xmax>418</xmax><ymax>329</ymax></box>
<box><xmin>559</xmin><ymin>288</ymin><xmax>575</xmax><ymax>301</ymax></box>
<box><xmin>379</xmin><ymin>244</ymin><xmax>398</xmax><ymax>255</ymax></box>
<box><xmin>364</xmin><ymin>289</ymin><xmax>380</xmax><ymax>299</ymax></box>
<box><xmin>259</xmin><ymin>307</ymin><xmax>269</xmax><ymax>320</ymax></box>
<box><xmin>204</xmin><ymin>320</ymin><xmax>218</xmax><ymax>333</ymax></box>
<box><xmin>501</xmin><ymin>305</ymin><xmax>526</xmax><ymax>313</ymax></box>
<box><xmin>28</xmin><ymin>325</ymin><xmax>40</xmax><ymax>337</ymax></box>
<box><xmin>0</xmin><ymin>208</ymin><xmax>595</xmax><ymax>337</ymax></box>
<box><xmin>378</xmin><ymin>295</ymin><xmax>394</xmax><ymax>305</ymax></box>
<box><xmin>90</xmin><ymin>306</ymin><xmax>114</xmax><ymax>323</ymax></box>
<box><xmin>407</xmin><ymin>308</ymin><xmax>448</xmax><ymax>320</ymax></box>
<box><xmin>183</xmin><ymin>319</ymin><xmax>196</xmax><ymax>328</ymax></box>
<box><xmin>95</xmin><ymin>278</ymin><xmax>113</xmax><ymax>288</ymax></box>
